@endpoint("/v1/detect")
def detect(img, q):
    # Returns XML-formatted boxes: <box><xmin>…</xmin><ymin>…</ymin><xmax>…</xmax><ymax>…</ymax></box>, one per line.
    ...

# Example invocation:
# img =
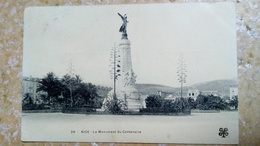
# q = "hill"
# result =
<box><xmin>189</xmin><ymin>79</ymin><xmax>238</xmax><ymax>96</ymax></box>
<box><xmin>136</xmin><ymin>79</ymin><xmax>238</xmax><ymax>96</ymax></box>
<box><xmin>135</xmin><ymin>84</ymin><xmax>176</xmax><ymax>95</ymax></box>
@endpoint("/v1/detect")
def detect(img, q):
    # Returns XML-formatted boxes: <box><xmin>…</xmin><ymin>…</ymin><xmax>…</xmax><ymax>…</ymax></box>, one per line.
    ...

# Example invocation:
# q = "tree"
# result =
<box><xmin>60</xmin><ymin>74</ymin><xmax>82</xmax><ymax>105</ymax></box>
<box><xmin>177</xmin><ymin>55</ymin><xmax>187</xmax><ymax>98</ymax></box>
<box><xmin>39</xmin><ymin>93</ymin><xmax>48</xmax><ymax>104</ymax></box>
<box><xmin>176</xmin><ymin>55</ymin><xmax>188</xmax><ymax>112</ymax></box>
<box><xmin>196</xmin><ymin>94</ymin><xmax>207</xmax><ymax>105</ymax></box>
<box><xmin>143</xmin><ymin>95</ymin><xmax>190</xmax><ymax>114</ymax></box>
<box><xmin>109</xmin><ymin>43</ymin><xmax>121</xmax><ymax>100</ymax></box>
<box><xmin>60</xmin><ymin>74</ymin><xmax>97</xmax><ymax>108</ymax></box>
<box><xmin>195</xmin><ymin>94</ymin><xmax>229</xmax><ymax>110</ymax></box>
<box><xmin>73</xmin><ymin>83</ymin><xmax>98</xmax><ymax>107</ymax></box>
<box><xmin>60</xmin><ymin>74</ymin><xmax>74</xmax><ymax>105</ymax></box>
<box><xmin>207</xmin><ymin>95</ymin><xmax>223</xmax><ymax>110</ymax></box>
<box><xmin>36</xmin><ymin>72</ymin><xmax>62</xmax><ymax>106</ymax></box>
<box><xmin>229</xmin><ymin>95</ymin><xmax>238</xmax><ymax>110</ymax></box>
<box><xmin>74</xmin><ymin>75</ymin><xmax>83</xmax><ymax>84</ymax></box>
<box><xmin>22</xmin><ymin>93</ymin><xmax>33</xmax><ymax>105</ymax></box>
<box><xmin>92</xmin><ymin>97</ymin><xmax>103</xmax><ymax>108</ymax></box>
<box><xmin>145</xmin><ymin>94</ymin><xmax>163</xmax><ymax>108</ymax></box>
<box><xmin>187</xmin><ymin>97</ymin><xmax>196</xmax><ymax>109</ymax></box>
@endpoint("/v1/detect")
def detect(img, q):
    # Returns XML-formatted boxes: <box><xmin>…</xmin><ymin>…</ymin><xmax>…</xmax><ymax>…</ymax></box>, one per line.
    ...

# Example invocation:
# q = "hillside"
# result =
<box><xmin>135</xmin><ymin>84</ymin><xmax>176</xmax><ymax>95</ymax></box>
<box><xmin>189</xmin><ymin>79</ymin><xmax>238</xmax><ymax>96</ymax></box>
<box><xmin>136</xmin><ymin>79</ymin><xmax>238</xmax><ymax>96</ymax></box>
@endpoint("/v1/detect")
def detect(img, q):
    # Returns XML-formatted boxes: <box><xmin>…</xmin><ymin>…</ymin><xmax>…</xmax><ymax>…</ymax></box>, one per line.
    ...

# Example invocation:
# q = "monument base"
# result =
<box><xmin>126</xmin><ymin>99</ymin><xmax>142</xmax><ymax>112</ymax></box>
<box><xmin>105</xmin><ymin>86</ymin><xmax>142</xmax><ymax>111</ymax></box>
<box><xmin>124</xmin><ymin>86</ymin><xmax>142</xmax><ymax>111</ymax></box>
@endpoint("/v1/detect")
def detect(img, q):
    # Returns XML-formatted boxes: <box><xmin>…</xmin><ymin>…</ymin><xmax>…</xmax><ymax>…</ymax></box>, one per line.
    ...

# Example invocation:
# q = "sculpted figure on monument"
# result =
<box><xmin>124</xmin><ymin>68</ymin><xmax>136</xmax><ymax>86</ymax></box>
<box><xmin>118</xmin><ymin>13</ymin><xmax>129</xmax><ymax>39</ymax></box>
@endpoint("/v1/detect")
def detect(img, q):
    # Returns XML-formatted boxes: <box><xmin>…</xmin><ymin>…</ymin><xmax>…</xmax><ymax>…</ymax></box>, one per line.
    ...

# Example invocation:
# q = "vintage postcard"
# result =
<box><xmin>22</xmin><ymin>2</ymin><xmax>238</xmax><ymax>144</ymax></box>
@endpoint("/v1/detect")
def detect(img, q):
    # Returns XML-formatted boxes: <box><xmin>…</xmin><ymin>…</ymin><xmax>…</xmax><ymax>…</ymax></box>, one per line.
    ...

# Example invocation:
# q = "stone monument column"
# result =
<box><xmin>117</xmin><ymin>39</ymin><xmax>133</xmax><ymax>89</ymax></box>
<box><xmin>105</xmin><ymin>13</ymin><xmax>142</xmax><ymax>111</ymax></box>
<box><xmin>117</xmin><ymin>38</ymin><xmax>142</xmax><ymax>111</ymax></box>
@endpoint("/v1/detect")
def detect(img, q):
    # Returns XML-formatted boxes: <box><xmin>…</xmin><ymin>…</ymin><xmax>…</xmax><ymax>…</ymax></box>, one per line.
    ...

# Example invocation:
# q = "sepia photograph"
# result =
<box><xmin>22</xmin><ymin>3</ymin><xmax>238</xmax><ymax>144</ymax></box>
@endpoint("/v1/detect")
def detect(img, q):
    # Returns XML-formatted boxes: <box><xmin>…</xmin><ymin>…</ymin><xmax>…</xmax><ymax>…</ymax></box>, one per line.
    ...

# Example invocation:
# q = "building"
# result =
<box><xmin>156</xmin><ymin>91</ymin><xmax>188</xmax><ymax>100</ymax></box>
<box><xmin>187</xmin><ymin>89</ymin><xmax>224</xmax><ymax>100</ymax></box>
<box><xmin>157</xmin><ymin>91</ymin><xmax>176</xmax><ymax>100</ymax></box>
<box><xmin>200</xmin><ymin>90</ymin><xmax>222</xmax><ymax>97</ymax></box>
<box><xmin>22</xmin><ymin>76</ymin><xmax>43</xmax><ymax>104</ymax></box>
<box><xmin>230</xmin><ymin>85</ymin><xmax>238</xmax><ymax>99</ymax></box>
<box><xmin>187</xmin><ymin>89</ymin><xmax>200</xmax><ymax>100</ymax></box>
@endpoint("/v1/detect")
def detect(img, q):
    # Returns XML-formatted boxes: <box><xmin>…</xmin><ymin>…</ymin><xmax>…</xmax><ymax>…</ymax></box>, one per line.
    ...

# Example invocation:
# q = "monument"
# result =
<box><xmin>105</xmin><ymin>13</ymin><xmax>142</xmax><ymax>111</ymax></box>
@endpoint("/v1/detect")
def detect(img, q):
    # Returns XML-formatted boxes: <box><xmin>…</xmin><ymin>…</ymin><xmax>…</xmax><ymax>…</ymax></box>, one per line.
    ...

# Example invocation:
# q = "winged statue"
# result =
<box><xmin>118</xmin><ymin>13</ymin><xmax>129</xmax><ymax>37</ymax></box>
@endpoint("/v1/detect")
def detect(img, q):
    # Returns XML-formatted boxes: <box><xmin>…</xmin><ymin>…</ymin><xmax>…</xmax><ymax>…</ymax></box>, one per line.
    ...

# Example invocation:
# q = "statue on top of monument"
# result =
<box><xmin>118</xmin><ymin>13</ymin><xmax>129</xmax><ymax>39</ymax></box>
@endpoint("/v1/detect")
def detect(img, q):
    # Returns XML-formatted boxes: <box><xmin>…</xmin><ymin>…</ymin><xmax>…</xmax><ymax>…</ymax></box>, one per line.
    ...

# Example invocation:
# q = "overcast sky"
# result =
<box><xmin>23</xmin><ymin>3</ymin><xmax>237</xmax><ymax>87</ymax></box>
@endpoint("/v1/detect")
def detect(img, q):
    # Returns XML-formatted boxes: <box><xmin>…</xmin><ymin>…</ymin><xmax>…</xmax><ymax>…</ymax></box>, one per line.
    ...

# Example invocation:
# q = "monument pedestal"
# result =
<box><xmin>123</xmin><ymin>85</ymin><xmax>142</xmax><ymax>111</ymax></box>
<box><xmin>106</xmin><ymin>86</ymin><xmax>142</xmax><ymax>111</ymax></box>
<box><xmin>126</xmin><ymin>99</ymin><xmax>142</xmax><ymax>111</ymax></box>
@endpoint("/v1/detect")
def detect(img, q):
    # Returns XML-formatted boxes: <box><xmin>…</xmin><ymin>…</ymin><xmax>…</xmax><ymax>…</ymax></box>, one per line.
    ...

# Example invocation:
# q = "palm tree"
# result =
<box><xmin>61</xmin><ymin>74</ymin><xmax>72</xmax><ymax>85</ymax></box>
<box><xmin>60</xmin><ymin>74</ymin><xmax>83</xmax><ymax>107</ymax></box>
<box><xmin>60</xmin><ymin>74</ymin><xmax>74</xmax><ymax>106</ymax></box>
<box><xmin>73</xmin><ymin>83</ymin><xmax>98</xmax><ymax>107</ymax></box>
<box><xmin>74</xmin><ymin>75</ymin><xmax>82</xmax><ymax>84</ymax></box>
<box><xmin>37</xmin><ymin>72</ymin><xmax>61</xmax><ymax>105</ymax></box>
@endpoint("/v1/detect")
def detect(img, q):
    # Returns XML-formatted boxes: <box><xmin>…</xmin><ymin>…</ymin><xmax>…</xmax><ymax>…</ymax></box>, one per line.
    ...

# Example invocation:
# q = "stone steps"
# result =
<box><xmin>126</xmin><ymin>99</ymin><xmax>142</xmax><ymax>111</ymax></box>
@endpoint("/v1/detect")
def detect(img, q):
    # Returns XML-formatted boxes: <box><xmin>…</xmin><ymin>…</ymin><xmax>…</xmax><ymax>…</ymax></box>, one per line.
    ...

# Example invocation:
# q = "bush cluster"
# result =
<box><xmin>22</xmin><ymin>103</ymin><xmax>51</xmax><ymax>110</ymax></box>
<box><xmin>103</xmin><ymin>99</ymin><xmax>127</xmax><ymax>114</ymax></box>
<box><xmin>142</xmin><ymin>95</ymin><xmax>191</xmax><ymax>114</ymax></box>
<box><xmin>195</xmin><ymin>95</ymin><xmax>230</xmax><ymax>110</ymax></box>
<box><xmin>23</xmin><ymin>72</ymin><xmax>103</xmax><ymax>111</ymax></box>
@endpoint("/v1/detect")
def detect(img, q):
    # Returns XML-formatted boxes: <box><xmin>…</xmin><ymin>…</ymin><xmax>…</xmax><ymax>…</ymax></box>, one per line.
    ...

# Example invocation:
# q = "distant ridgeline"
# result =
<box><xmin>136</xmin><ymin>79</ymin><xmax>238</xmax><ymax>98</ymax></box>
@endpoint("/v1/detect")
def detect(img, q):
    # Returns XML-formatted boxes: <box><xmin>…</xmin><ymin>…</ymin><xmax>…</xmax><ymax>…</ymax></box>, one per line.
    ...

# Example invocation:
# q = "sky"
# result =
<box><xmin>23</xmin><ymin>3</ymin><xmax>237</xmax><ymax>87</ymax></box>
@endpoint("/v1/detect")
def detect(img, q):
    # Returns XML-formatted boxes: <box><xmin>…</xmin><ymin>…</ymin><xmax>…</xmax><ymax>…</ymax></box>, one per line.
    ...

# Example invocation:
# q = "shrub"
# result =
<box><xmin>103</xmin><ymin>99</ymin><xmax>127</xmax><ymax>114</ymax></box>
<box><xmin>92</xmin><ymin>97</ymin><xmax>103</xmax><ymax>108</ymax></box>
<box><xmin>145</xmin><ymin>94</ymin><xmax>163</xmax><ymax>108</ymax></box>
<box><xmin>22</xmin><ymin>103</ymin><xmax>51</xmax><ymax>110</ymax></box>
<box><xmin>229</xmin><ymin>96</ymin><xmax>238</xmax><ymax>110</ymax></box>
<box><xmin>62</xmin><ymin>107</ymin><xmax>96</xmax><ymax>113</ymax></box>
<box><xmin>195</xmin><ymin>95</ymin><xmax>230</xmax><ymax>110</ymax></box>
<box><xmin>143</xmin><ymin>95</ymin><xmax>190</xmax><ymax>114</ymax></box>
<box><xmin>196</xmin><ymin>104</ymin><xmax>209</xmax><ymax>110</ymax></box>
